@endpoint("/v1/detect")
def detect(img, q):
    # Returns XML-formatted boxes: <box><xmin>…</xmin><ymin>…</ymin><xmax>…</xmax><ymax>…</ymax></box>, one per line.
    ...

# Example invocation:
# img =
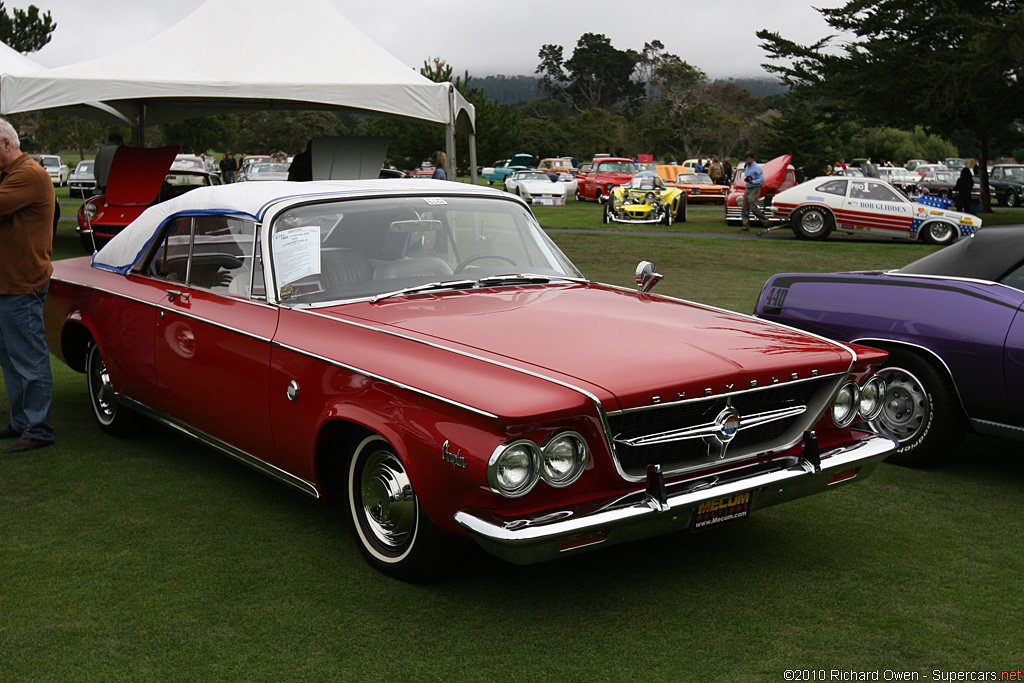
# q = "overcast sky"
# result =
<box><xmin>29</xmin><ymin>0</ymin><xmax>842</xmax><ymax>81</ymax></box>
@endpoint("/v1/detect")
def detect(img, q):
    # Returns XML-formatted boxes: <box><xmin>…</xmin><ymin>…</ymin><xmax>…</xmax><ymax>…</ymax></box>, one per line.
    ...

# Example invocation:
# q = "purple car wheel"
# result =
<box><xmin>869</xmin><ymin>351</ymin><xmax>965</xmax><ymax>466</ymax></box>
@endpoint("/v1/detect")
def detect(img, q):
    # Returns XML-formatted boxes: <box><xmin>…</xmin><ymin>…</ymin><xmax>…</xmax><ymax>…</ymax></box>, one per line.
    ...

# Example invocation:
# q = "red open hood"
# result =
<box><xmin>732</xmin><ymin>154</ymin><xmax>792</xmax><ymax>191</ymax></box>
<box><xmin>106</xmin><ymin>146</ymin><xmax>179</xmax><ymax>206</ymax></box>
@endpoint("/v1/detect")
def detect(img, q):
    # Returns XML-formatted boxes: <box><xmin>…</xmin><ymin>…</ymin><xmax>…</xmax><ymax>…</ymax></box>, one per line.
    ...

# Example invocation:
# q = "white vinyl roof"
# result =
<box><xmin>0</xmin><ymin>0</ymin><xmax>474</xmax><ymax>131</ymax></box>
<box><xmin>92</xmin><ymin>179</ymin><xmax>504</xmax><ymax>274</ymax></box>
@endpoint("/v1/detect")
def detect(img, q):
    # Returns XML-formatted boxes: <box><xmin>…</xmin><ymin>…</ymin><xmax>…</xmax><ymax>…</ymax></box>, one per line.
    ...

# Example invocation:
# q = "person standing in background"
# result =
<box><xmin>431</xmin><ymin>151</ymin><xmax>448</xmax><ymax>180</ymax></box>
<box><xmin>740</xmin><ymin>150</ymin><xmax>771</xmax><ymax>232</ymax></box>
<box><xmin>0</xmin><ymin>118</ymin><xmax>56</xmax><ymax>453</ymax></box>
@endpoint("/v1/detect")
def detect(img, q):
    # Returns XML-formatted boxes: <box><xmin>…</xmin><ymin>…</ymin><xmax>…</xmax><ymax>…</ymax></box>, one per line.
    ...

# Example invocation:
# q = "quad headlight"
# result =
<box><xmin>489</xmin><ymin>432</ymin><xmax>590</xmax><ymax>497</ymax></box>
<box><xmin>541</xmin><ymin>432</ymin><xmax>589</xmax><ymax>487</ymax></box>
<box><xmin>831</xmin><ymin>381</ymin><xmax>860</xmax><ymax>428</ymax></box>
<box><xmin>858</xmin><ymin>376</ymin><xmax>886</xmax><ymax>421</ymax></box>
<box><xmin>830</xmin><ymin>375</ymin><xmax>887</xmax><ymax>427</ymax></box>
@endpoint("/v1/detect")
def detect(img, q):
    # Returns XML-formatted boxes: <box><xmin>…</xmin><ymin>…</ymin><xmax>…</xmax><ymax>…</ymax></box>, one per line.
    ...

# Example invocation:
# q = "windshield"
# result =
<box><xmin>251</xmin><ymin>163</ymin><xmax>290</xmax><ymax>175</ymax></box>
<box><xmin>41</xmin><ymin>157</ymin><xmax>60</xmax><ymax>168</ymax></box>
<box><xmin>75</xmin><ymin>161</ymin><xmax>94</xmax><ymax>173</ymax></box>
<box><xmin>597</xmin><ymin>161</ymin><xmax>638</xmax><ymax>174</ymax></box>
<box><xmin>270</xmin><ymin>194</ymin><xmax>582</xmax><ymax>305</ymax></box>
<box><xmin>515</xmin><ymin>172</ymin><xmax>551</xmax><ymax>181</ymax></box>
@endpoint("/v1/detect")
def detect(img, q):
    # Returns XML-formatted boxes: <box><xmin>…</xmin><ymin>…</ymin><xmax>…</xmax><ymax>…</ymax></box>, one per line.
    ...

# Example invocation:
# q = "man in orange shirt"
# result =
<box><xmin>0</xmin><ymin>118</ymin><xmax>56</xmax><ymax>452</ymax></box>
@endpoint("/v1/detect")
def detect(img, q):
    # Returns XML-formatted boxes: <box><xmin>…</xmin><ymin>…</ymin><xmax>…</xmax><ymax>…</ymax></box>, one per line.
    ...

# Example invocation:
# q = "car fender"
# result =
<box><xmin>850</xmin><ymin>337</ymin><xmax>969</xmax><ymax>417</ymax></box>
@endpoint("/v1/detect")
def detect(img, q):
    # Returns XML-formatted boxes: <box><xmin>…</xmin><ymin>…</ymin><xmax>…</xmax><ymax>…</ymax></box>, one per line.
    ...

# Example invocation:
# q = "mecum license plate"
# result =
<box><xmin>691</xmin><ymin>490</ymin><xmax>753</xmax><ymax>532</ymax></box>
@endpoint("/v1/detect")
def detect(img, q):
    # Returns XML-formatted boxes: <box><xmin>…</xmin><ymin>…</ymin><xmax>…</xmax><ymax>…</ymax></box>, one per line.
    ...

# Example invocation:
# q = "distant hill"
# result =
<box><xmin>475</xmin><ymin>75</ymin><xmax>787</xmax><ymax>105</ymax></box>
<box><xmin>473</xmin><ymin>75</ymin><xmax>539</xmax><ymax>104</ymax></box>
<box><xmin>710</xmin><ymin>78</ymin><xmax>788</xmax><ymax>99</ymax></box>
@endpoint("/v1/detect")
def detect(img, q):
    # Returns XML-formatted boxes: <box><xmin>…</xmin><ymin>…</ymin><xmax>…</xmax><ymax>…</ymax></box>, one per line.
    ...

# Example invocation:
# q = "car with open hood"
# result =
<box><xmin>725</xmin><ymin>155</ymin><xmax>797</xmax><ymax>224</ymax></box>
<box><xmin>45</xmin><ymin>179</ymin><xmax>896</xmax><ymax>582</ymax></box>
<box><xmin>77</xmin><ymin>146</ymin><xmax>220</xmax><ymax>253</ymax></box>
<box><xmin>482</xmin><ymin>154</ymin><xmax>534</xmax><ymax>185</ymax></box>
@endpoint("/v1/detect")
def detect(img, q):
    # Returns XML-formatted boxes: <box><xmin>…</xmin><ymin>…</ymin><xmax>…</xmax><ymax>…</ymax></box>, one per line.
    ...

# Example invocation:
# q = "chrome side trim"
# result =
<box><xmin>293</xmin><ymin>307</ymin><xmax>614</xmax><ymax>432</ymax></box>
<box><xmin>119</xmin><ymin>396</ymin><xmax>320</xmax><ymax>499</ymax></box>
<box><xmin>970</xmin><ymin>419</ymin><xmax>1024</xmax><ymax>441</ymax></box>
<box><xmin>270</xmin><ymin>340</ymin><xmax>499</xmax><ymax>420</ymax></box>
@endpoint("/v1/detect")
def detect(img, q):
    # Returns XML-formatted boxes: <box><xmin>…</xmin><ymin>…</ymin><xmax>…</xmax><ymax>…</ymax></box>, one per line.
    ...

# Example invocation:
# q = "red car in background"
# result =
<box><xmin>725</xmin><ymin>154</ymin><xmax>797</xmax><ymax>224</ymax></box>
<box><xmin>78</xmin><ymin>146</ymin><xmax>220</xmax><ymax>252</ymax></box>
<box><xmin>576</xmin><ymin>157</ymin><xmax>638</xmax><ymax>202</ymax></box>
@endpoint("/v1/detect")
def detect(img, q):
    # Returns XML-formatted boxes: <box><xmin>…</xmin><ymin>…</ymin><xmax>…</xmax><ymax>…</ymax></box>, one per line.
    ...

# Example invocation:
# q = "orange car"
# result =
<box><xmin>656</xmin><ymin>166</ymin><xmax>728</xmax><ymax>204</ymax></box>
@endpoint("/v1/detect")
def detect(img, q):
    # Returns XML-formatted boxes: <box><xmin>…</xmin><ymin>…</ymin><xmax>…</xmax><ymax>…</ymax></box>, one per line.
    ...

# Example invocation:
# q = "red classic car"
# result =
<box><xmin>576</xmin><ymin>157</ymin><xmax>638</xmax><ymax>202</ymax></box>
<box><xmin>725</xmin><ymin>155</ymin><xmax>797</xmax><ymax>224</ymax></box>
<box><xmin>78</xmin><ymin>145</ymin><xmax>220</xmax><ymax>253</ymax></box>
<box><xmin>45</xmin><ymin>179</ymin><xmax>896</xmax><ymax>582</ymax></box>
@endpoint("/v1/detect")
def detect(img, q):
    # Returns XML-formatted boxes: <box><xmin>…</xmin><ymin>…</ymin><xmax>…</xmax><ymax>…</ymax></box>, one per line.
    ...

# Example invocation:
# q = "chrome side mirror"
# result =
<box><xmin>635</xmin><ymin>261</ymin><xmax>663</xmax><ymax>293</ymax></box>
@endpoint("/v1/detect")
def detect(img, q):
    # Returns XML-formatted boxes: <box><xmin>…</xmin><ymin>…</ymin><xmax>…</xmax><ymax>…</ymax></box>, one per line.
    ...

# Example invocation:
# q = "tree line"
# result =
<box><xmin>8</xmin><ymin>0</ymin><xmax>1024</xmax><ymax>202</ymax></box>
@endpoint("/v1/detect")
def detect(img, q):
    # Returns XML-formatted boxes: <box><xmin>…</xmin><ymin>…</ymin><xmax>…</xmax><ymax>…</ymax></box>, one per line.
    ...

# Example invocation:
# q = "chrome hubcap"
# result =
<box><xmin>359</xmin><ymin>450</ymin><xmax>416</xmax><ymax>551</ymax></box>
<box><xmin>801</xmin><ymin>211</ymin><xmax>824</xmax><ymax>233</ymax></box>
<box><xmin>90</xmin><ymin>350</ymin><xmax>117</xmax><ymax>422</ymax></box>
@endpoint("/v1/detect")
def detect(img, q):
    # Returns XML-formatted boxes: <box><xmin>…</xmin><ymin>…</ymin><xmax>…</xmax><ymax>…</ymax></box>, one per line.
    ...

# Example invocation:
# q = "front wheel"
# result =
<box><xmin>348</xmin><ymin>436</ymin><xmax>450</xmax><ymax>582</ymax></box>
<box><xmin>86</xmin><ymin>343</ymin><xmax>141</xmax><ymax>436</ymax></box>
<box><xmin>1005</xmin><ymin>190</ymin><xmax>1019</xmax><ymax>207</ymax></box>
<box><xmin>790</xmin><ymin>206</ymin><xmax>834</xmax><ymax>240</ymax></box>
<box><xmin>921</xmin><ymin>221</ymin><xmax>957</xmax><ymax>245</ymax></box>
<box><xmin>603</xmin><ymin>201</ymin><xmax>613</xmax><ymax>224</ymax></box>
<box><xmin>868</xmin><ymin>350</ymin><xmax>965</xmax><ymax>467</ymax></box>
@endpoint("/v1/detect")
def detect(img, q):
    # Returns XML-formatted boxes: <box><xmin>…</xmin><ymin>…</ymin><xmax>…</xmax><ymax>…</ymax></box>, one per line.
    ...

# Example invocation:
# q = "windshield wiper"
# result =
<box><xmin>476</xmin><ymin>273</ymin><xmax>586</xmax><ymax>286</ymax></box>
<box><xmin>371</xmin><ymin>279</ymin><xmax>477</xmax><ymax>303</ymax></box>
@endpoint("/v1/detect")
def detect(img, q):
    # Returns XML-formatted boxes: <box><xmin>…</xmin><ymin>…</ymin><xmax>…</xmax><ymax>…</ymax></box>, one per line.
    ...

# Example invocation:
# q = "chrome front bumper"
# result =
<box><xmin>455</xmin><ymin>434</ymin><xmax>896</xmax><ymax>565</ymax></box>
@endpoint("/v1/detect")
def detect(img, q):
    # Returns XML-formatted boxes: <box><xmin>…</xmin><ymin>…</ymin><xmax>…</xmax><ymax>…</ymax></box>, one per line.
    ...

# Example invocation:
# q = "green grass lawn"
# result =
<box><xmin>2</xmin><ymin>186</ymin><xmax>1022</xmax><ymax>681</ymax></box>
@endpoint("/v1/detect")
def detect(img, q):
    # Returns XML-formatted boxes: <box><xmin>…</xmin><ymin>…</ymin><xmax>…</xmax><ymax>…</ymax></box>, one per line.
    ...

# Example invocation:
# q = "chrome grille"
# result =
<box><xmin>607</xmin><ymin>376</ymin><xmax>841</xmax><ymax>479</ymax></box>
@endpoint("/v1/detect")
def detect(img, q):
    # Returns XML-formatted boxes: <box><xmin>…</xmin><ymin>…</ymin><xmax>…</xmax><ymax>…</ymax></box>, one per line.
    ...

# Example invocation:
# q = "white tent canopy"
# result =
<box><xmin>0</xmin><ymin>0</ymin><xmax>476</xmax><ymax>178</ymax></box>
<box><xmin>0</xmin><ymin>41</ymin><xmax>42</xmax><ymax>75</ymax></box>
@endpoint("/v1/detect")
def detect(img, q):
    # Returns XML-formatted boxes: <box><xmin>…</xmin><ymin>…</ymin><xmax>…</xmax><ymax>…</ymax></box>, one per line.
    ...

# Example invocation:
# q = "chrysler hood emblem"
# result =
<box><xmin>715</xmin><ymin>406</ymin><xmax>741</xmax><ymax>444</ymax></box>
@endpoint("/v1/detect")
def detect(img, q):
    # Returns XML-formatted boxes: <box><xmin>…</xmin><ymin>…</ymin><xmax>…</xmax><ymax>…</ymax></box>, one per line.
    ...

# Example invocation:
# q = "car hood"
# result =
<box><xmin>106</xmin><ymin>146</ymin><xmax>179</xmax><ymax>206</ymax></box>
<box><xmin>732</xmin><ymin>154</ymin><xmax>792</xmax><ymax>191</ymax></box>
<box><xmin>333</xmin><ymin>283</ymin><xmax>854</xmax><ymax>412</ymax></box>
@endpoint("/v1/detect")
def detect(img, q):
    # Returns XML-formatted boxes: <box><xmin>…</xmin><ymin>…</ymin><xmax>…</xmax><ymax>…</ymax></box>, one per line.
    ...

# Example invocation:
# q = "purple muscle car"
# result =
<box><xmin>754</xmin><ymin>226</ymin><xmax>1024</xmax><ymax>466</ymax></box>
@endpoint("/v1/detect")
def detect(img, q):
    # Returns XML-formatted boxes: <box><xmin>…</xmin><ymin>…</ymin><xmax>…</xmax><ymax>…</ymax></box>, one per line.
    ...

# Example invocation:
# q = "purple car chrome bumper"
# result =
<box><xmin>455</xmin><ymin>433</ymin><xmax>896</xmax><ymax>565</ymax></box>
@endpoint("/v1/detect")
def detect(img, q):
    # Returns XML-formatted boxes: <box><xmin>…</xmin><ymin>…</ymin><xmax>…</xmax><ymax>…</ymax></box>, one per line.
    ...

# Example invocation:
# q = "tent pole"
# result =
<box><xmin>445</xmin><ymin>123</ymin><xmax>455</xmax><ymax>181</ymax></box>
<box><xmin>132</xmin><ymin>103</ymin><xmax>147</xmax><ymax>147</ymax></box>
<box><xmin>468</xmin><ymin>132</ymin><xmax>478</xmax><ymax>185</ymax></box>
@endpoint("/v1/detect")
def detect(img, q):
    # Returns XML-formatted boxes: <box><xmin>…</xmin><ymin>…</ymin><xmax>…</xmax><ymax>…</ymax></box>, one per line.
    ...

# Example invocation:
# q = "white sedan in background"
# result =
<box><xmin>503</xmin><ymin>170</ymin><xmax>567</xmax><ymax>205</ymax></box>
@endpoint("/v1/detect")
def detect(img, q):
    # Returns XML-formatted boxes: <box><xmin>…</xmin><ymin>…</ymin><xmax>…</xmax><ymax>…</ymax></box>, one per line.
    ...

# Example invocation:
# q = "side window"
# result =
<box><xmin>815</xmin><ymin>179</ymin><xmax>848</xmax><ymax>196</ymax></box>
<box><xmin>146</xmin><ymin>215</ymin><xmax>259</xmax><ymax>297</ymax></box>
<box><xmin>999</xmin><ymin>262</ymin><xmax>1024</xmax><ymax>292</ymax></box>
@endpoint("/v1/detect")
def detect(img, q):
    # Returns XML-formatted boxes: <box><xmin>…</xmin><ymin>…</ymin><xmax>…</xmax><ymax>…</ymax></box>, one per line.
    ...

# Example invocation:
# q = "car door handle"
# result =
<box><xmin>166</xmin><ymin>289</ymin><xmax>190</xmax><ymax>303</ymax></box>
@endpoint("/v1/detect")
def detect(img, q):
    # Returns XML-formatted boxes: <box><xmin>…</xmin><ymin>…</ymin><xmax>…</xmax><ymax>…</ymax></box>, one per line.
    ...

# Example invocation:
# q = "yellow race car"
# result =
<box><xmin>603</xmin><ymin>171</ymin><xmax>688</xmax><ymax>225</ymax></box>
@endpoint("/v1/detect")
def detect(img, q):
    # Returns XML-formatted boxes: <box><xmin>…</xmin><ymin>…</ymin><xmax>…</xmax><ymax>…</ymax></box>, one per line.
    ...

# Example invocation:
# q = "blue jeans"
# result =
<box><xmin>0</xmin><ymin>284</ymin><xmax>54</xmax><ymax>441</ymax></box>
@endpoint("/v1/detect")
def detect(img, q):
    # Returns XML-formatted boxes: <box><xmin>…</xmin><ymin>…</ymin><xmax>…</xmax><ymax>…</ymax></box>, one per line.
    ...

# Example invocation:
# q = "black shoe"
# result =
<box><xmin>0</xmin><ymin>425</ymin><xmax>21</xmax><ymax>439</ymax></box>
<box><xmin>2</xmin><ymin>436</ymin><xmax>55</xmax><ymax>453</ymax></box>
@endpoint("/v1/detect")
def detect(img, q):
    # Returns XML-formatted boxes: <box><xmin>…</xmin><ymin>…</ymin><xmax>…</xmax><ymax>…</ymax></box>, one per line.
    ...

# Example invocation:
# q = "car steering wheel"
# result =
<box><xmin>454</xmin><ymin>254</ymin><xmax>518</xmax><ymax>273</ymax></box>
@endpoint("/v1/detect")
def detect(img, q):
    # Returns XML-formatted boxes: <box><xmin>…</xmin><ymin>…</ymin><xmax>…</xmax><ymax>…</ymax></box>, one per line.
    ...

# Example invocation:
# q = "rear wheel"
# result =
<box><xmin>86</xmin><ymin>343</ymin><xmax>141</xmax><ymax>436</ymax></box>
<box><xmin>348</xmin><ymin>435</ymin><xmax>449</xmax><ymax>582</ymax></box>
<box><xmin>869</xmin><ymin>350</ymin><xmax>965</xmax><ymax>467</ymax></box>
<box><xmin>790</xmin><ymin>206</ymin><xmax>834</xmax><ymax>240</ymax></box>
<box><xmin>921</xmin><ymin>221</ymin><xmax>957</xmax><ymax>245</ymax></box>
